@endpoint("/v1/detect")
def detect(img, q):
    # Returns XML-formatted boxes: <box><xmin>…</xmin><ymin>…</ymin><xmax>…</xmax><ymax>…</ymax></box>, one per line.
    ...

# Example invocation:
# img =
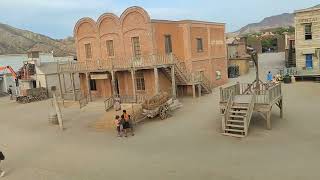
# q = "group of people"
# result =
<box><xmin>114</xmin><ymin>110</ymin><xmax>135</xmax><ymax>137</ymax></box>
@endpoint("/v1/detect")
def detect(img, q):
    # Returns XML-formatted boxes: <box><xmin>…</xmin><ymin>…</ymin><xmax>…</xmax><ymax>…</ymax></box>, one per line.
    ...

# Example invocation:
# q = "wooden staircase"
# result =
<box><xmin>224</xmin><ymin>104</ymin><xmax>248</xmax><ymax>137</ymax></box>
<box><xmin>161</xmin><ymin>55</ymin><xmax>213</xmax><ymax>94</ymax></box>
<box><xmin>222</xmin><ymin>94</ymin><xmax>255</xmax><ymax>137</ymax></box>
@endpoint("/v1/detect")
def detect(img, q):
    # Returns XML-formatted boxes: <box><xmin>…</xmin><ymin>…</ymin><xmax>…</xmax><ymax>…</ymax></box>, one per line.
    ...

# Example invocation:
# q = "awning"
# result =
<box><xmin>90</xmin><ymin>74</ymin><xmax>109</xmax><ymax>80</ymax></box>
<box><xmin>302</xmin><ymin>49</ymin><xmax>316</xmax><ymax>54</ymax></box>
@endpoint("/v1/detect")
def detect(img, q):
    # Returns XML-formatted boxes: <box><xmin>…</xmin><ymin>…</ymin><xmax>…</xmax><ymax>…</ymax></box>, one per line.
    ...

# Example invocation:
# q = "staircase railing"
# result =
<box><xmin>200</xmin><ymin>73</ymin><xmax>212</xmax><ymax>91</ymax></box>
<box><xmin>222</xmin><ymin>90</ymin><xmax>234</xmax><ymax>132</ymax></box>
<box><xmin>104</xmin><ymin>96</ymin><xmax>114</xmax><ymax>111</ymax></box>
<box><xmin>172</xmin><ymin>55</ymin><xmax>192</xmax><ymax>83</ymax></box>
<box><xmin>244</xmin><ymin>92</ymin><xmax>256</xmax><ymax>135</ymax></box>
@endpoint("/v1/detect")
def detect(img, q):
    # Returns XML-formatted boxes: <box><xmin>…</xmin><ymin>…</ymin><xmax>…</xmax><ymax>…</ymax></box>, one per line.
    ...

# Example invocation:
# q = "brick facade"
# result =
<box><xmin>74</xmin><ymin>6</ymin><xmax>227</xmax><ymax>99</ymax></box>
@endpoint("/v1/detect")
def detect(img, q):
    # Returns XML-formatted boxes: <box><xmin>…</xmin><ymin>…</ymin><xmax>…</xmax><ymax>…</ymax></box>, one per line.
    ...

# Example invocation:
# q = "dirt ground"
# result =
<box><xmin>1</xmin><ymin>53</ymin><xmax>320</xmax><ymax>180</ymax></box>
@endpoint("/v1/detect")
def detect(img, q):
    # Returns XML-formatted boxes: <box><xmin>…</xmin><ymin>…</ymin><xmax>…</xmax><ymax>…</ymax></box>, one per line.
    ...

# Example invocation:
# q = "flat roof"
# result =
<box><xmin>151</xmin><ymin>19</ymin><xmax>225</xmax><ymax>26</ymax></box>
<box><xmin>294</xmin><ymin>7</ymin><xmax>320</xmax><ymax>14</ymax></box>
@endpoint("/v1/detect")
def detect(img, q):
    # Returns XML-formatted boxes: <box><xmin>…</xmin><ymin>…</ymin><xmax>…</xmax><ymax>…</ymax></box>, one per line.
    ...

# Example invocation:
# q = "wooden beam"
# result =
<box><xmin>111</xmin><ymin>71</ymin><xmax>117</xmax><ymax>96</ymax></box>
<box><xmin>154</xmin><ymin>67</ymin><xmax>159</xmax><ymax>95</ymax></box>
<box><xmin>131</xmin><ymin>69</ymin><xmax>136</xmax><ymax>98</ymax></box>
<box><xmin>62</xmin><ymin>73</ymin><xmax>67</xmax><ymax>93</ymax></box>
<box><xmin>280</xmin><ymin>99</ymin><xmax>283</xmax><ymax>119</ymax></box>
<box><xmin>198</xmin><ymin>84</ymin><xmax>202</xmax><ymax>97</ymax></box>
<box><xmin>266</xmin><ymin>111</ymin><xmax>271</xmax><ymax>130</ymax></box>
<box><xmin>171</xmin><ymin>65</ymin><xmax>176</xmax><ymax>98</ymax></box>
<box><xmin>192</xmin><ymin>84</ymin><xmax>196</xmax><ymax>99</ymax></box>
<box><xmin>86</xmin><ymin>72</ymin><xmax>92</xmax><ymax>102</ymax></box>
<box><xmin>71</xmin><ymin>73</ymin><xmax>76</xmax><ymax>101</ymax></box>
<box><xmin>58</xmin><ymin>73</ymin><xmax>64</xmax><ymax>99</ymax></box>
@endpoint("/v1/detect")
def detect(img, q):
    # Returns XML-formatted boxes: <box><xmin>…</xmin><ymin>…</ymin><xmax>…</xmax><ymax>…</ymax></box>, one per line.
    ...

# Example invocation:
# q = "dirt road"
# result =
<box><xmin>1</xmin><ymin>53</ymin><xmax>320</xmax><ymax>180</ymax></box>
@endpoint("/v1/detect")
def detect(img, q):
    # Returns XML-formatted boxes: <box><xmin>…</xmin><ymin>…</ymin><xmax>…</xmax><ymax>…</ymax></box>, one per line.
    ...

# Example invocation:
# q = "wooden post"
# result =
<box><xmin>280</xmin><ymin>99</ymin><xmax>283</xmax><ymax>118</ymax></box>
<box><xmin>86</xmin><ymin>72</ymin><xmax>92</xmax><ymax>102</ymax></box>
<box><xmin>171</xmin><ymin>65</ymin><xmax>176</xmax><ymax>98</ymax></box>
<box><xmin>131</xmin><ymin>69</ymin><xmax>136</xmax><ymax>98</ymax></box>
<box><xmin>198</xmin><ymin>84</ymin><xmax>201</xmax><ymax>97</ymax></box>
<box><xmin>53</xmin><ymin>92</ymin><xmax>63</xmax><ymax>131</ymax></box>
<box><xmin>192</xmin><ymin>84</ymin><xmax>196</xmax><ymax>99</ymax></box>
<box><xmin>154</xmin><ymin>67</ymin><xmax>159</xmax><ymax>95</ymax></box>
<box><xmin>70</xmin><ymin>73</ymin><xmax>76</xmax><ymax>101</ymax></box>
<box><xmin>266</xmin><ymin>111</ymin><xmax>271</xmax><ymax>130</ymax></box>
<box><xmin>62</xmin><ymin>73</ymin><xmax>67</xmax><ymax>93</ymax></box>
<box><xmin>111</xmin><ymin>71</ymin><xmax>117</xmax><ymax>96</ymax></box>
<box><xmin>58</xmin><ymin>73</ymin><xmax>64</xmax><ymax>99</ymax></box>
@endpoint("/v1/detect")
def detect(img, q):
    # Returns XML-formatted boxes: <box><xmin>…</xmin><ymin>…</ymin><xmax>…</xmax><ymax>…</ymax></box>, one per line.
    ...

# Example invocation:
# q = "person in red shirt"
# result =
<box><xmin>114</xmin><ymin>115</ymin><xmax>122</xmax><ymax>137</ymax></box>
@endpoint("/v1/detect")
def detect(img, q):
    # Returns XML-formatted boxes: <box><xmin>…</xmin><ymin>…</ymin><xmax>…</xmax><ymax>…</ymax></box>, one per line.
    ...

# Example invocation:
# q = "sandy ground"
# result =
<box><xmin>1</xmin><ymin>53</ymin><xmax>320</xmax><ymax>180</ymax></box>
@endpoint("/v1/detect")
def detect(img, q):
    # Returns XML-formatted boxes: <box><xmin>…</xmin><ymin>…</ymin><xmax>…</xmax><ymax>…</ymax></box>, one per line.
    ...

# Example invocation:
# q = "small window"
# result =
<box><xmin>85</xmin><ymin>43</ymin><xmax>92</xmax><ymax>59</ymax></box>
<box><xmin>90</xmin><ymin>79</ymin><xmax>97</xmax><ymax>91</ymax></box>
<box><xmin>164</xmin><ymin>35</ymin><xmax>173</xmax><ymax>54</ymax></box>
<box><xmin>216</xmin><ymin>71</ymin><xmax>222</xmax><ymax>80</ymax></box>
<box><xmin>132</xmin><ymin>37</ymin><xmax>141</xmax><ymax>57</ymax></box>
<box><xmin>305</xmin><ymin>24</ymin><xmax>312</xmax><ymax>40</ymax></box>
<box><xmin>135</xmin><ymin>71</ymin><xmax>145</xmax><ymax>91</ymax></box>
<box><xmin>197</xmin><ymin>38</ymin><xmax>203</xmax><ymax>52</ymax></box>
<box><xmin>106</xmin><ymin>40</ymin><xmax>114</xmax><ymax>57</ymax></box>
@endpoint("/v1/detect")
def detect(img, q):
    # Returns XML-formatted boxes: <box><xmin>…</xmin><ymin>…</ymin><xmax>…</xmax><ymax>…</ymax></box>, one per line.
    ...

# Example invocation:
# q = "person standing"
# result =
<box><xmin>267</xmin><ymin>71</ymin><xmax>273</xmax><ymax>82</ymax></box>
<box><xmin>7</xmin><ymin>87</ymin><xmax>12</xmax><ymax>100</ymax></box>
<box><xmin>123</xmin><ymin>110</ymin><xmax>134</xmax><ymax>137</ymax></box>
<box><xmin>114</xmin><ymin>115</ymin><xmax>122</xmax><ymax>137</ymax></box>
<box><xmin>0</xmin><ymin>151</ymin><xmax>5</xmax><ymax>177</ymax></box>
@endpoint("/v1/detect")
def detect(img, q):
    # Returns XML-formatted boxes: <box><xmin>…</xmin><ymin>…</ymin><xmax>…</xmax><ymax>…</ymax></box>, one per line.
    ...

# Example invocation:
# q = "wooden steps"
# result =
<box><xmin>223</xmin><ymin>133</ymin><xmax>245</xmax><ymax>138</ymax></box>
<box><xmin>226</xmin><ymin>124</ymin><xmax>244</xmax><ymax>128</ymax></box>
<box><xmin>227</xmin><ymin>120</ymin><xmax>244</xmax><ymax>123</ymax></box>
<box><xmin>223</xmin><ymin>102</ymin><xmax>250</xmax><ymax>137</ymax></box>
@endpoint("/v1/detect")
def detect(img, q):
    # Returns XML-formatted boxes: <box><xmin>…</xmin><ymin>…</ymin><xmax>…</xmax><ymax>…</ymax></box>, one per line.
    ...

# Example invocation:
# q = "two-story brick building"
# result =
<box><xmin>58</xmin><ymin>6</ymin><xmax>228</xmax><ymax>101</ymax></box>
<box><xmin>294</xmin><ymin>6</ymin><xmax>320</xmax><ymax>71</ymax></box>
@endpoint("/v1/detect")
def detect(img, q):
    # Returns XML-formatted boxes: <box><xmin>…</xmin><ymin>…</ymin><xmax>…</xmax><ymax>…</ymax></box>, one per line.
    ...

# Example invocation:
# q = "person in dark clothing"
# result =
<box><xmin>122</xmin><ymin>110</ymin><xmax>134</xmax><ymax>137</ymax></box>
<box><xmin>0</xmin><ymin>151</ymin><xmax>5</xmax><ymax>177</ymax></box>
<box><xmin>7</xmin><ymin>87</ymin><xmax>12</xmax><ymax>100</ymax></box>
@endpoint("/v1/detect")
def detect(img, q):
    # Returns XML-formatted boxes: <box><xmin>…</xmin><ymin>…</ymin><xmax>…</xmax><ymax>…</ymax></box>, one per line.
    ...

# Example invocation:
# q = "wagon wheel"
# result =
<box><xmin>159</xmin><ymin>104</ymin><xmax>169</xmax><ymax>120</ymax></box>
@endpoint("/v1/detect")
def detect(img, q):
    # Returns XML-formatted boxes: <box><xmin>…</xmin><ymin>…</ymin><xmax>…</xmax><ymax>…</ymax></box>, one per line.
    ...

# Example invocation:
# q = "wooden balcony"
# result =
<box><xmin>58</xmin><ymin>54</ymin><xmax>175</xmax><ymax>73</ymax></box>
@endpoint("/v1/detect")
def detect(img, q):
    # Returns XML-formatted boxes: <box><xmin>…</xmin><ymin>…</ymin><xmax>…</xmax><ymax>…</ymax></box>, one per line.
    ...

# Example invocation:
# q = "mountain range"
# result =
<box><xmin>0</xmin><ymin>23</ymin><xmax>75</xmax><ymax>57</ymax></box>
<box><xmin>0</xmin><ymin>4</ymin><xmax>319</xmax><ymax>56</ymax></box>
<box><xmin>233</xmin><ymin>4</ymin><xmax>320</xmax><ymax>35</ymax></box>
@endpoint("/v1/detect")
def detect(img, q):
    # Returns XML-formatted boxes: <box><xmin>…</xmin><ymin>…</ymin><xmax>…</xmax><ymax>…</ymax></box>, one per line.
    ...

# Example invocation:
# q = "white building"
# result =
<box><xmin>0</xmin><ymin>51</ymin><xmax>80</xmax><ymax>97</ymax></box>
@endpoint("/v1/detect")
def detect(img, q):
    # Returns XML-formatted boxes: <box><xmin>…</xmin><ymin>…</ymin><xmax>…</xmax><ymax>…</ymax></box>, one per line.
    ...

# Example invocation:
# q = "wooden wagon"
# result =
<box><xmin>141</xmin><ymin>93</ymin><xmax>182</xmax><ymax>120</ymax></box>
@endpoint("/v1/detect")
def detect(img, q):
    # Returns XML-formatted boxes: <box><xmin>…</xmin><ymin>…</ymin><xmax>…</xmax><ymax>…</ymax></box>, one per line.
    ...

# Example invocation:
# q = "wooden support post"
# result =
<box><xmin>58</xmin><ymin>73</ymin><xmax>64</xmax><ymax>99</ymax></box>
<box><xmin>70</xmin><ymin>73</ymin><xmax>76</xmax><ymax>101</ymax></box>
<box><xmin>53</xmin><ymin>92</ymin><xmax>63</xmax><ymax>131</ymax></box>
<box><xmin>266</xmin><ymin>111</ymin><xmax>271</xmax><ymax>130</ymax></box>
<box><xmin>154</xmin><ymin>67</ymin><xmax>159</xmax><ymax>95</ymax></box>
<box><xmin>131</xmin><ymin>69</ymin><xmax>136</xmax><ymax>98</ymax></box>
<box><xmin>62</xmin><ymin>73</ymin><xmax>67</xmax><ymax>93</ymax></box>
<box><xmin>111</xmin><ymin>71</ymin><xmax>117</xmax><ymax>96</ymax></box>
<box><xmin>171</xmin><ymin>65</ymin><xmax>176</xmax><ymax>98</ymax></box>
<box><xmin>198</xmin><ymin>84</ymin><xmax>202</xmax><ymax>97</ymax></box>
<box><xmin>86</xmin><ymin>72</ymin><xmax>92</xmax><ymax>102</ymax></box>
<box><xmin>192</xmin><ymin>84</ymin><xmax>196</xmax><ymax>99</ymax></box>
<box><xmin>280</xmin><ymin>99</ymin><xmax>283</xmax><ymax>119</ymax></box>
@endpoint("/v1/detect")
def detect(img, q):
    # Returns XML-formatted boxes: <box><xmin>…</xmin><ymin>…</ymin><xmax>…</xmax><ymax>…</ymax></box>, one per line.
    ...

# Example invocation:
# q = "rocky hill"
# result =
<box><xmin>233</xmin><ymin>4</ymin><xmax>320</xmax><ymax>36</ymax></box>
<box><xmin>235</xmin><ymin>13</ymin><xmax>294</xmax><ymax>35</ymax></box>
<box><xmin>0</xmin><ymin>23</ymin><xmax>75</xmax><ymax>57</ymax></box>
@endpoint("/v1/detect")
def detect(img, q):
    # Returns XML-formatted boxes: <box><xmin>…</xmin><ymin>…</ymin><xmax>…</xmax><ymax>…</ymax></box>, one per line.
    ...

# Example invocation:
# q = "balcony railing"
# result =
<box><xmin>58</xmin><ymin>54</ymin><xmax>175</xmax><ymax>73</ymax></box>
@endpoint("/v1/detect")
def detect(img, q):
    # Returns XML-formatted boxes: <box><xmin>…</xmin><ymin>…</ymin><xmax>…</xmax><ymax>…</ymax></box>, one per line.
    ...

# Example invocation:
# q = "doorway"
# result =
<box><xmin>306</xmin><ymin>54</ymin><xmax>313</xmax><ymax>69</ymax></box>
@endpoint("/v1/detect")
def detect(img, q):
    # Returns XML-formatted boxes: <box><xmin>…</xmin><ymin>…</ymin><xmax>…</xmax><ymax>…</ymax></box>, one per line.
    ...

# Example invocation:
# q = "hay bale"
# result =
<box><xmin>142</xmin><ymin>92</ymin><xmax>170</xmax><ymax>110</ymax></box>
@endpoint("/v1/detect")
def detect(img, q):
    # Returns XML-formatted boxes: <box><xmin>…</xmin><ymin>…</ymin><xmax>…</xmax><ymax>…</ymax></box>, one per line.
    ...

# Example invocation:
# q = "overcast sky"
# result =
<box><xmin>0</xmin><ymin>0</ymin><xmax>319</xmax><ymax>39</ymax></box>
